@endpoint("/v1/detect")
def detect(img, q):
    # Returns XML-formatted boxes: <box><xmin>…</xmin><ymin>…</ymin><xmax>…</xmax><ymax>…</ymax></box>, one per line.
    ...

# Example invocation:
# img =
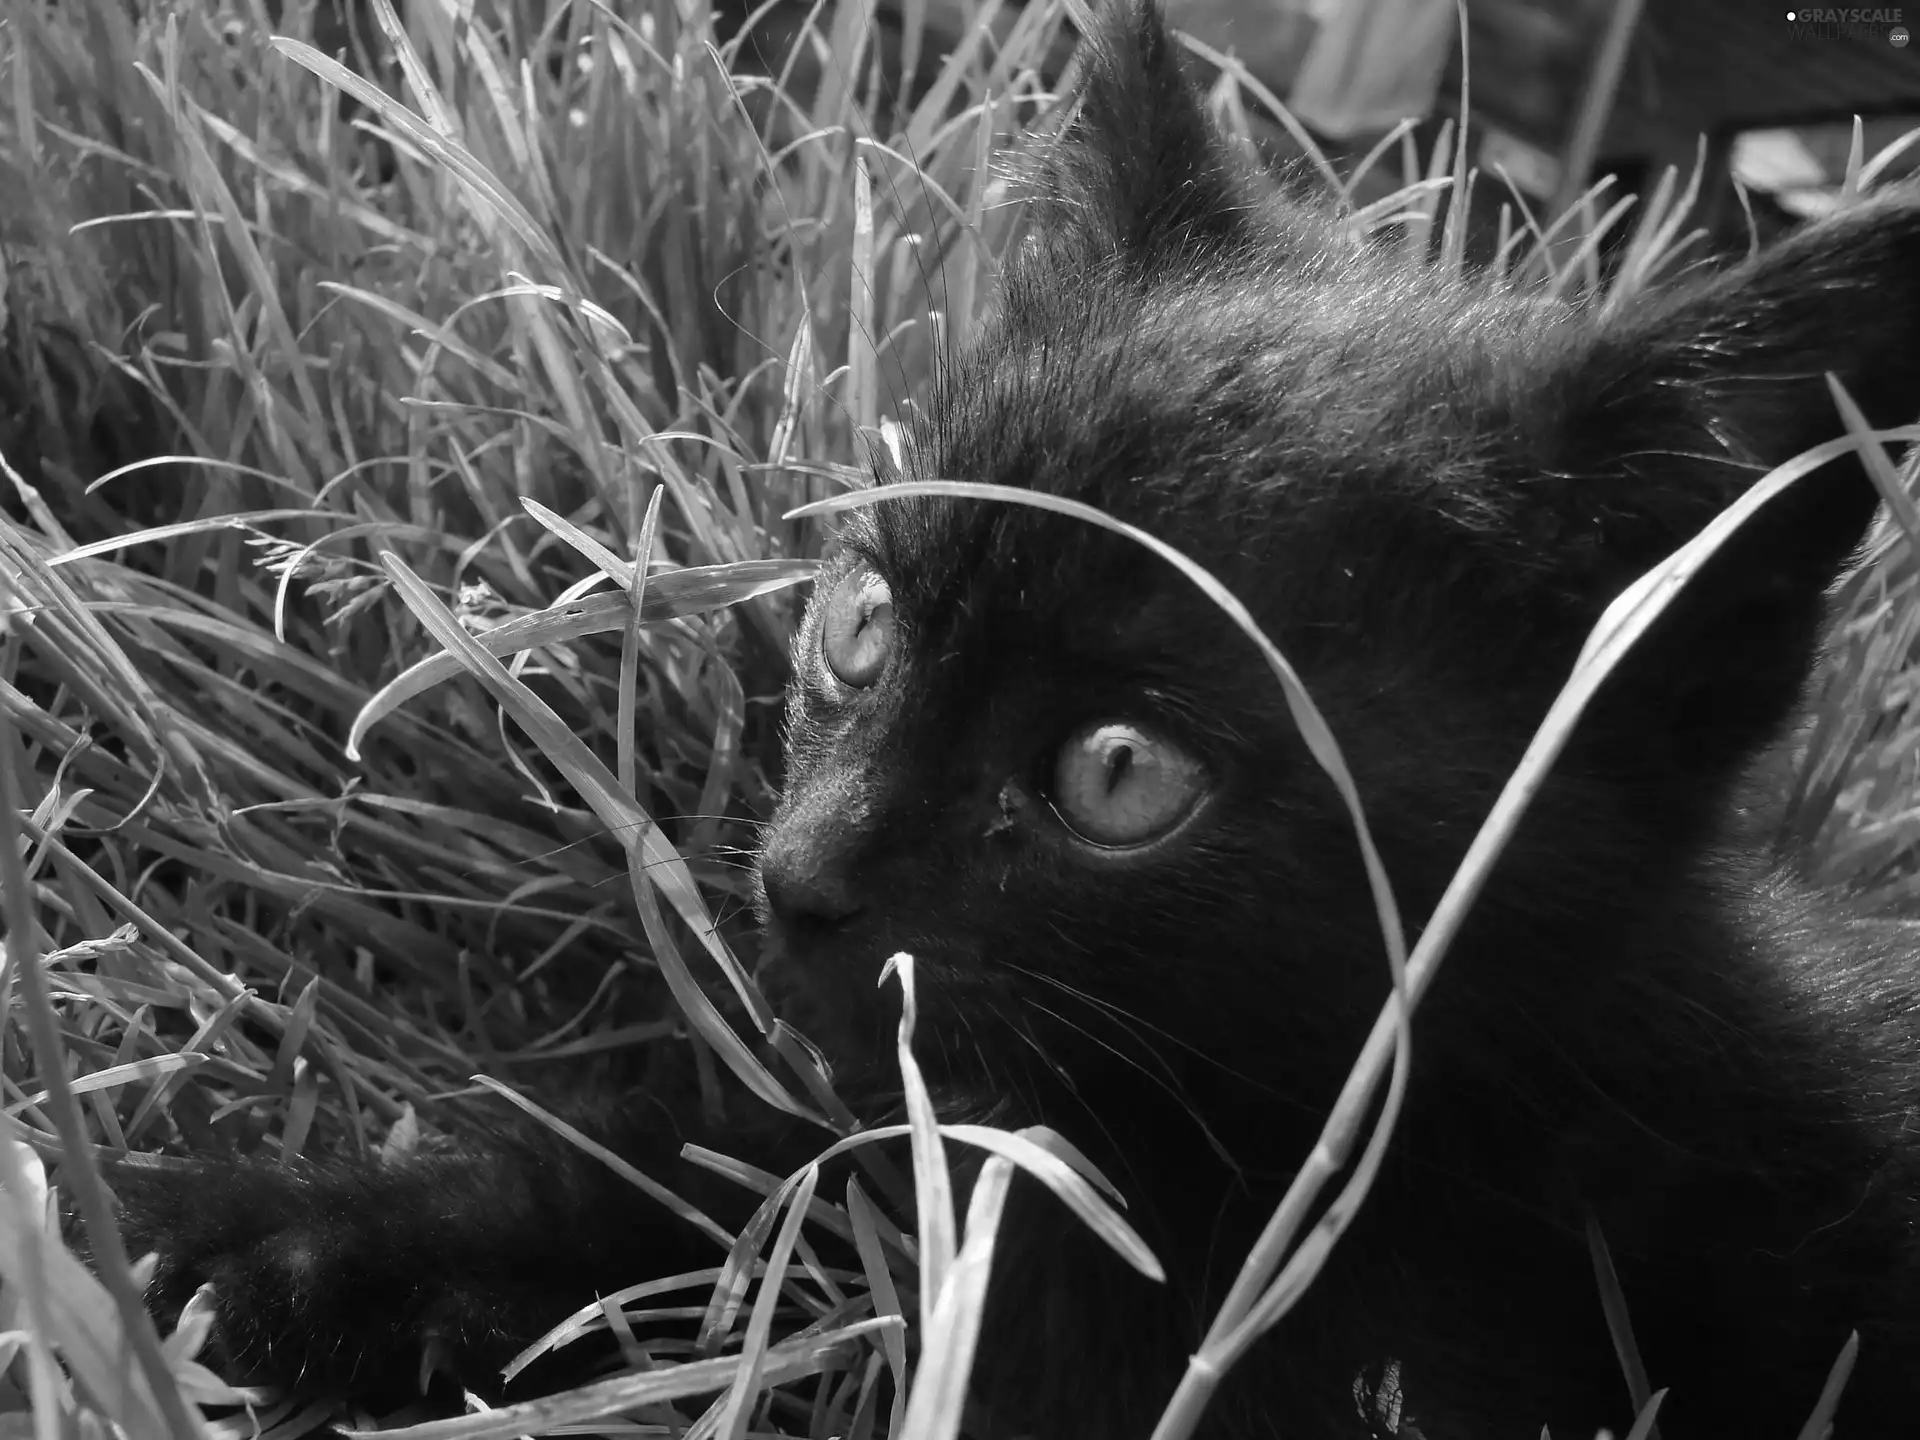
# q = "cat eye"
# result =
<box><xmin>821</xmin><ymin>566</ymin><xmax>896</xmax><ymax>687</ymax></box>
<box><xmin>1050</xmin><ymin>722</ymin><xmax>1207</xmax><ymax>848</ymax></box>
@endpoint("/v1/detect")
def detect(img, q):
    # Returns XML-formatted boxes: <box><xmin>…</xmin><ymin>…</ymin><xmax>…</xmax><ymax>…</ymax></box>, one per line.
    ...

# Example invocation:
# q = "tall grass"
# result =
<box><xmin>0</xmin><ymin>0</ymin><xmax>1916</xmax><ymax>1436</ymax></box>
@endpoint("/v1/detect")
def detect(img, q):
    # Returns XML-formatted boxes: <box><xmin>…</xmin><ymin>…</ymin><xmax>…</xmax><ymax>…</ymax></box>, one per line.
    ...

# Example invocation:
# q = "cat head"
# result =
<box><xmin>756</xmin><ymin>0</ymin><xmax>1920</xmax><ymax>1162</ymax></box>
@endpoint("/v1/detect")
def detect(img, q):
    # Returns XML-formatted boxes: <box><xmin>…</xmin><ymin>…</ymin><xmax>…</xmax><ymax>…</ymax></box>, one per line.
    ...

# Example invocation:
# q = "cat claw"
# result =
<box><xmin>418</xmin><ymin>1333</ymin><xmax>453</xmax><ymax>1395</ymax></box>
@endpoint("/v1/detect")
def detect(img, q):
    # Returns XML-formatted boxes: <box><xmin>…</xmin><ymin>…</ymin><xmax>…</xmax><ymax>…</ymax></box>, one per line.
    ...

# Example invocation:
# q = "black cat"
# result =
<box><xmin>102</xmin><ymin>1</ymin><xmax>1920</xmax><ymax>1436</ymax></box>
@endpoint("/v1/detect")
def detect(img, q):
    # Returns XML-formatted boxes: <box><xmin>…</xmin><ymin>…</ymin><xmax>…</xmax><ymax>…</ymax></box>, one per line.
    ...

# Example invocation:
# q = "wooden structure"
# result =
<box><xmin>1444</xmin><ymin>0</ymin><xmax>1920</xmax><ymax>220</ymax></box>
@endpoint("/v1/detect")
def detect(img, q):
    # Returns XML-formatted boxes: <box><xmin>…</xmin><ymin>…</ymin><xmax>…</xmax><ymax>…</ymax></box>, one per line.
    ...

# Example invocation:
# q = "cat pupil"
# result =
<box><xmin>1052</xmin><ymin>722</ymin><xmax>1203</xmax><ymax>847</ymax></box>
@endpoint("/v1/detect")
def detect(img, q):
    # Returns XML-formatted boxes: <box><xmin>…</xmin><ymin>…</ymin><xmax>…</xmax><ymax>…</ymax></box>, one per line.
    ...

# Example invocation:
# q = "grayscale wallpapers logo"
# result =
<box><xmin>1785</xmin><ymin>6</ymin><xmax>1912</xmax><ymax>41</ymax></box>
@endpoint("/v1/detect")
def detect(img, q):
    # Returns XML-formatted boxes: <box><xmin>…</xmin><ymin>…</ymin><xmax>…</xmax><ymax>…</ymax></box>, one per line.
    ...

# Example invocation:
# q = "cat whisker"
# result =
<box><xmin>1005</xmin><ymin>961</ymin><xmax>1290</xmax><ymax>1107</ymax></box>
<box><xmin>1017</xmin><ymin>996</ymin><xmax>1243</xmax><ymax>1180</ymax></box>
<box><xmin>987</xmin><ymin>998</ymin><xmax>1147</xmax><ymax>1198</ymax></box>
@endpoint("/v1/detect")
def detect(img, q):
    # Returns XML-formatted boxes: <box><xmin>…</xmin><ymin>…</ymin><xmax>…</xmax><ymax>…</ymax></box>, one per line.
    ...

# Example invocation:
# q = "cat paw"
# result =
<box><xmin>103</xmin><ymin>1157</ymin><xmax>438</xmax><ymax>1395</ymax></box>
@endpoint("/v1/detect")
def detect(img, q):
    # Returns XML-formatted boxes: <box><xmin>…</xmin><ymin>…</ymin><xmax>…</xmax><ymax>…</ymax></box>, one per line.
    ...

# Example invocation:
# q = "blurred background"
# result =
<box><xmin>689</xmin><ymin>0</ymin><xmax>1920</xmax><ymax>251</ymax></box>
<box><xmin>1260</xmin><ymin>0</ymin><xmax>1920</xmax><ymax>248</ymax></box>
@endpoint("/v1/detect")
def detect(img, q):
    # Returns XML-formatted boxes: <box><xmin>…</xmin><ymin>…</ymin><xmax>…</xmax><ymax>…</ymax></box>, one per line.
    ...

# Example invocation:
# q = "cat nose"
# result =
<box><xmin>758</xmin><ymin>840</ymin><xmax>864</xmax><ymax>927</ymax></box>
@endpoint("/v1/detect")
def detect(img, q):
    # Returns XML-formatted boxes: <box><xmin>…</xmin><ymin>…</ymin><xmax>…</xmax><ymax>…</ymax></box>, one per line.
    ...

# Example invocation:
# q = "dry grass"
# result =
<box><xmin>0</xmin><ymin>0</ymin><xmax>1915</xmax><ymax>1435</ymax></box>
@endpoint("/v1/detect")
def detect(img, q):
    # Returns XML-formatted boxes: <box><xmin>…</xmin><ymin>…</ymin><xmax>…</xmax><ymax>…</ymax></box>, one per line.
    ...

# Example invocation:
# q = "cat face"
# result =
<box><xmin>756</xmin><ymin>0</ymin><xmax>1920</xmax><ymax>1162</ymax></box>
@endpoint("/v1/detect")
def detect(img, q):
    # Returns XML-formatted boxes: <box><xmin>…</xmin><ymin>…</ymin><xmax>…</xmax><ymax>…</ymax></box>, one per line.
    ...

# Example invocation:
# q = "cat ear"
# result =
<box><xmin>1032</xmin><ymin>0</ymin><xmax>1266</xmax><ymax>267</ymax></box>
<box><xmin>1524</xmin><ymin>192</ymin><xmax>1920</xmax><ymax>757</ymax></box>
